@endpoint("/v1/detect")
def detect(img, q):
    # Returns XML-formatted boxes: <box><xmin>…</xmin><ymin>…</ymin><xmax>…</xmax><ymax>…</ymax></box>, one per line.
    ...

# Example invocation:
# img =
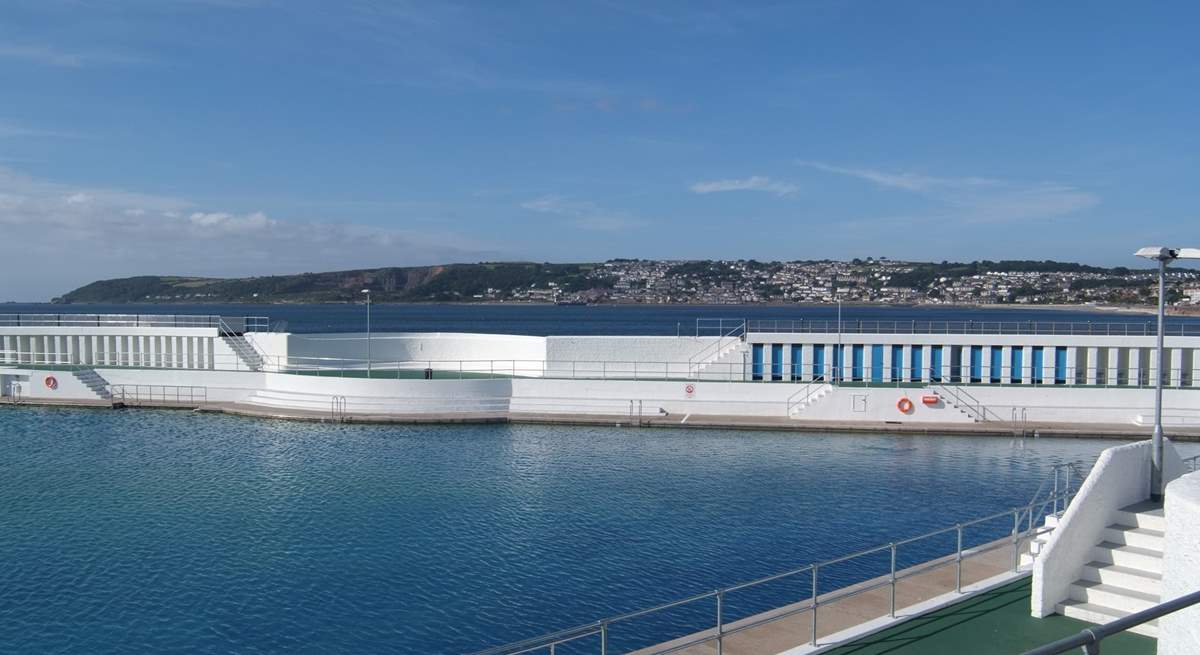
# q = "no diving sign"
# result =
<box><xmin>684</xmin><ymin>383</ymin><xmax>695</xmax><ymax>398</ymax></box>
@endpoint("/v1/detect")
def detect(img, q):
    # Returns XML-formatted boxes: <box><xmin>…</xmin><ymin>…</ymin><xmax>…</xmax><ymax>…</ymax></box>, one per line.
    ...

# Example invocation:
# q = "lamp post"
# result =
<box><xmin>1135</xmin><ymin>247</ymin><xmax>1200</xmax><ymax>500</ymax></box>
<box><xmin>362</xmin><ymin>289</ymin><xmax>372</xmax><ymax>378</ymax></box>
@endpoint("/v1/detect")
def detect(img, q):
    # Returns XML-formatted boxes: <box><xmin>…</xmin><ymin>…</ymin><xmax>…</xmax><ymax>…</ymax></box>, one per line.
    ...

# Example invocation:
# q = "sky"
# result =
<box><xmin>2</xmin><ymin>0</ymin><xmax>1199</xmax><ymax>300</ymax></box>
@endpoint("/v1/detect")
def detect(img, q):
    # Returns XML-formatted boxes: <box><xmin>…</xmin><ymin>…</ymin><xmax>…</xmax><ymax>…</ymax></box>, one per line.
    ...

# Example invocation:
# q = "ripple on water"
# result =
<box><xmin>0</xmin><ymin>406</ymin><xmax>1188</xmax><ymax>653</ymax></box>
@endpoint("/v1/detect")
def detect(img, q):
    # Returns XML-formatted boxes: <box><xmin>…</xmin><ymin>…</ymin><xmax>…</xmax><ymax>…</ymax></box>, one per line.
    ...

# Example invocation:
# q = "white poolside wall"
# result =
<box><xmin>4</xmin><ymin>323</ymin><xmax>1200</xmax><ymax>426</ymax></box>
<box><xmin>1031</xmin><ymin>440</ymin><xmax>1186</xmax><ymax>617</ymax></box>
<box><xmin>1160</xmin><ymin>472</ymin><xmax>1200</xmax><ymax>655</ymax></box>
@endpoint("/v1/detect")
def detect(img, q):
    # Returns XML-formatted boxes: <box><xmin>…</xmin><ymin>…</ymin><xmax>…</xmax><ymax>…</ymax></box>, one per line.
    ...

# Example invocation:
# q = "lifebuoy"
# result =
<box><xmin>44</xmin><ymin>375</ymin><xmax>58</xmax><ymax>390</ymax></box>
<box><xmin>897</xmin><ymin>397</ymin><xmax>914</xmax><ymax>413</ymax></box>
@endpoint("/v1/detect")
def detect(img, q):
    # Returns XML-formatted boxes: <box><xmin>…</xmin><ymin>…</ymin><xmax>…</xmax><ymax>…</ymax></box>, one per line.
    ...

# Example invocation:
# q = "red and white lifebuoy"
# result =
<box><xmin>896</xmin><ymin>397</ymin><xmax>914</xmax><ymax>413</ymax></box>
<box><xmin>684</xmin><ymin>383</ymin><xmax>696</xmax><ymax>398</ymax></box>
<box><xmin>44</xmin><ymin>375</ymin><xmax>59</xmax><ymax>390</ymax></box>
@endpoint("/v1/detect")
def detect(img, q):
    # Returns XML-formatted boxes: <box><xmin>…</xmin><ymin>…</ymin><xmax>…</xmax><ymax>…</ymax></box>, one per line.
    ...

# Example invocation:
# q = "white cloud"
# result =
<box><xmin>0</xmin><ymin>121</ymin><xmax>81</xmax><ymax>140</ymax></box>
<box><xmin>520</xmin><ymin>195</ymin><xmax>645</xmax><ymax>231</ymax></box>
<box><xmin>0</xmin><ymin>166</ymin><xmax>496</xmax><ymax>300</ymax></box>
<box><xmin>795</xmin><ymin>160</ymin><xmax>1000</xmax><ymax>191</ymax></box>
<box><xmin>796</xmin><ymin>160</ymin><xmax>1098</xmax><ymax>224</ymax></box>
<box><xmin>689</xmin><ymin>176</ymin><xmax>798</xmax><ymax>196</ymax></box>
<box><xmin>0</xmin><ymin>44</ymin><xmax>143</xmax><ymax>68</ymax></box>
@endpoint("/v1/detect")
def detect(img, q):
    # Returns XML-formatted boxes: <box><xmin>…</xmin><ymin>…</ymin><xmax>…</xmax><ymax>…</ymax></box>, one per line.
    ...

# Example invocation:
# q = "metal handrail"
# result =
<box><xmin>744</xmin><ymin>319</ymin><xmax>1200</xmax><ymax>336</ymax></box>
<box><xmin>471</xmin><ymin>476</ymin><xmax>1083</xmax><ymax>655</ymax></box>
<box><xmin>786</xmin><ymin>377</ymin><xmax>830</xmax><ymax>415</ymax></box>
<box><xmin>688</xmin><ymin>319</ymin><xmax>746</xmax><ymax>375</ymax></box>
<box><xmin>1022</xmin><ymin>588</ymin><xmax>1200</xmax><ymax>654</ymax></box>
<box><xmin>0</xmin><ymin>313</ymin><xmax>271</xmax><ymax>330</ymax></box>
<box><xmin>930</xmin><ymin>383</ymin><xmax>1001</xmax><ymax>422</ymax></box>
<box><xmin>109</xmin><ymin>384</ymin><xmax>207</xmax><ymax>407</ymax></box>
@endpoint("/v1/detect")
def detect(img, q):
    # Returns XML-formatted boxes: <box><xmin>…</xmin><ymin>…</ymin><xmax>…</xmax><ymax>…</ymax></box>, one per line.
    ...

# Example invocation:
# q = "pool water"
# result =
<box><xmin>0</xmin><ymin>406</ymin><xmax>1186</xmax><ymax>653</ymax></box>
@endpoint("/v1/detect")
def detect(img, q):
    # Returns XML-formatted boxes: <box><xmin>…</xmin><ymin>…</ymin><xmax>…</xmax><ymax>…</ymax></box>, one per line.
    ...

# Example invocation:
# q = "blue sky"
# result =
<box><xmin>2</xmin><ymin>1</ymin><xmax>1198</xmax><ymax>299</ymax></box>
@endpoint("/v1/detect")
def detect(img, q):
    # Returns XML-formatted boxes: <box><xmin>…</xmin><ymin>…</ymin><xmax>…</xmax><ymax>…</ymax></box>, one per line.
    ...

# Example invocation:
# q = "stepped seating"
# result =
<box><xmin>1054</xmin><ymin>500</ymin><xmax>1164</xmax><ymax>637</ymax></box>
<box><xmin>72</xmin><ymin>369</ymin><xmax>112</xmax><ymax>401</ymax></box>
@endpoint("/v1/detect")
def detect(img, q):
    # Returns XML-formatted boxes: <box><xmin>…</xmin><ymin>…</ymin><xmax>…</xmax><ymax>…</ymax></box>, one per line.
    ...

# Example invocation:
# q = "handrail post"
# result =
<box><xmin>955</xmin><ymin>523</ymin><xmax>964</xmax><ymax>593</ymax></box>
<box><xmin>715</xmin><ymin>589</ymin><xmax>724</xmax><ymax>655</ymax></box>
<box><xmin>1052</xmin><ymin>466</ymin><xmax>1060</xmax><ymax>516</ymax></box>
<box><xmin>889</xmin><ymin>542</ymin><xmax>897</xmax><ymax>618</ymax></box>
<box><xmin>810</xmin><ymin>565</ymin><xmax>819</xmax><ymax>646</ymax></box>
<box><xmin>599</xmin><ymin>620</ymin><xmax>608</xmax><ymax>655</ymax></box>
<box><xmin>1012</xmin><ymin>509</ymin><xmax>1021</xmax><ymax>572</ymax></box>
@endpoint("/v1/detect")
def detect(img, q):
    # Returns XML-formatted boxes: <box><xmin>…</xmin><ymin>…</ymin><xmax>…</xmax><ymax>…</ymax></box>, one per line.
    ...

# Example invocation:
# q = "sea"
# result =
<box><xmin>2</xmin><ymin>301</ymin><xmax>1194</xmax><ymax>335</ymax></box>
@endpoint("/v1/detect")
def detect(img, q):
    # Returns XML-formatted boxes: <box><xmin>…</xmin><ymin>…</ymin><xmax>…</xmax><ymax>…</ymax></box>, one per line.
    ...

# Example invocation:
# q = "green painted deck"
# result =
<box><xmin>822</xmin><ymin>577</ymin><xmax>1155</xmax><ymax>655</ymax></box>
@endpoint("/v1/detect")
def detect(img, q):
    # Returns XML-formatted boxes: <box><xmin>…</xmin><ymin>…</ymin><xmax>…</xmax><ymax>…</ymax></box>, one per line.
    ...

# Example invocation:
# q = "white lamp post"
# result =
<box><xmin>362</xmin><ymin>289</ymin><xmax>372</xmax><ymax>378</ymax></box>
<box><xmin>1135</xmin><ymin>246</ymin><xmax>1200</xmax><ymax>500</ymax></box>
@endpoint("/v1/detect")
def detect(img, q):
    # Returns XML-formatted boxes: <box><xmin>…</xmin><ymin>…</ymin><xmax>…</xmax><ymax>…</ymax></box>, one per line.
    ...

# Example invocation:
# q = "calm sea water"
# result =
<box><xmin>2</xmin><ymin>407</ymin><xmax>1193</xmax><ymax>653</ymax></box>
<box><xmin>5</xmin><ymin>302</ymin><xmax>1195</xmax><ymax>335</ymax></box>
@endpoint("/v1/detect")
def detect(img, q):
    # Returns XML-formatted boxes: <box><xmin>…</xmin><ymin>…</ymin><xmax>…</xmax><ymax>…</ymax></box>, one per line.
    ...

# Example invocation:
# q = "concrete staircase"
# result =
<box><xmin>72</xmin><ymin>369</ymin><xmax>111</xmax><ymax>401</ymax></box>
<box><xmin>929</xmin><ymin>385</ymin><xmax>989</xmax><ymax>423</ymax></box>
<box><xmin>787</xmin><ymin>382</ymin><xmax>834</xmax><ymax>416</ymax></box>
<box><xmin>1055</xmin><ymin>500</ymin><xmax>1164</xmax><ymax>637</ymax></box>
<box><xmin>694</xmin><ymin>342</ymin><xmax>748</xmax><ymax>381</ymax></box>
<box><xmin>221</xmin><ymin>335</ymin><xmax>264</xmax><ymax>371</ymax></box>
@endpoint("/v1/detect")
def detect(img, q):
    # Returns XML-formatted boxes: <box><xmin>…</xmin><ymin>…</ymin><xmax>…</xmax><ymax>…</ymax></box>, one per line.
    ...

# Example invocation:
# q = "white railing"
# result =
<box><xmin>109</xmin><ymin>384</ymin><xmax>208</xmax><ymax>407</ymax></box>
<box><xmin>746</xmin><ymin>319</ymin><xmax>1200</xmax><ymax>336</ymax></box>
<box><xmin>688</xmin><ymin>319</ymin><xmax>746</xmax><ymax>376</ymax></box>
<box><xmin>0</xmin><ymin>313</ymin><xmax>271</xmax><ymax>331</ymax></box>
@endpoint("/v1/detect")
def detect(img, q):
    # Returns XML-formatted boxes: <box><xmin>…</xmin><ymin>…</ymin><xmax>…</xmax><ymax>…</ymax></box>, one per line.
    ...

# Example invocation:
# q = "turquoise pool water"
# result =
<box><xmin>0</xmin><ymin>406</ymin><xmax>1187</xmax><ymax>653</ymax></box>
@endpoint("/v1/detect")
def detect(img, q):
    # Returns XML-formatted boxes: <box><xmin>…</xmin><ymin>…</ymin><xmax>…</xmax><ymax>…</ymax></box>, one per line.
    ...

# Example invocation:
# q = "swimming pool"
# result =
<box><xmin>0</xmin><ymin>406</ymin><xmax>1185</xmax><ymax>653</ymax></box>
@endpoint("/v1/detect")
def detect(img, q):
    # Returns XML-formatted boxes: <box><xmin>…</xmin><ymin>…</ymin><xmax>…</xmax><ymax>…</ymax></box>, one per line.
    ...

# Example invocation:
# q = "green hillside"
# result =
<box><xmin>59</xmin><ymin>263</ymin><xmax>611</xmax><ymax>303</ymax></box>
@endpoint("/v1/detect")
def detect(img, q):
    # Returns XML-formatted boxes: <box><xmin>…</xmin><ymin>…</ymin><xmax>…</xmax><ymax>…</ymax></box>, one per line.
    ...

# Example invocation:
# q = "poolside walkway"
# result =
<box><xmin>821</xmin><ymin>577</ymin><xmax>1154</xmax><ymax>655</ymax></box>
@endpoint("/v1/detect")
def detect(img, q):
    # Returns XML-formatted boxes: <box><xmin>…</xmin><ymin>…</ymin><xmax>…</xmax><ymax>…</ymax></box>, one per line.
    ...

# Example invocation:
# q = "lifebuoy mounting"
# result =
<box><xmin>897</xmin><ymin>397</ymin><xmax>914</xmax><ymax>413</ymax></box>
<box><xmin>44</xmin><ymin>375</ymin><xmax>58</xmax><ymax>390</ymax></box>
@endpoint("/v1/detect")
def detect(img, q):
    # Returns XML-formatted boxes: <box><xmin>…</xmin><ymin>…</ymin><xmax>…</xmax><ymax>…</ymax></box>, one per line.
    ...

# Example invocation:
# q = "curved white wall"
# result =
<box><xmin>288</xmin><ymin>332</ymin><xmax>546</xmax><ymax>370</ymax></box>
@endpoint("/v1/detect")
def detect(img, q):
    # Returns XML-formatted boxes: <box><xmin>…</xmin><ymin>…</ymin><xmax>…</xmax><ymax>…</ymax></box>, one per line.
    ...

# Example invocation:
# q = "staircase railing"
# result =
<box><xmin>218</xmin><ymin>318</ymin><xmax>266</xmax><ymax>370</ymax></box>
<box><xmin>930</xmin><ymin>383</ymin><xmax>1001</xmax><ymax>422</ymax></box>
<box><xmin>688</xmin><ymin>319</ymin><xmax>745</xmax><ymax>377</ymax></box>
<box><xmin>786</xmin><ymin>378</ymin><xmax>829</xmax><ymax>416</ymax></box>
<box><xmin>1018</xmin><ymin>462</ymin><xmax>1089</xmax><ymax>540</ymax></box>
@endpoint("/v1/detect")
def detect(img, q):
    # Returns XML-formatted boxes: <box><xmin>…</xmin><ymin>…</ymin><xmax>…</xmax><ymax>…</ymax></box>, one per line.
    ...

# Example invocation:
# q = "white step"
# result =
<box><xmin>1114</xmin><ymin>501</ymin><xmax>1165</xmax><ymax>531</ymax></box>
<box><xmin>1056</xmin><ymin>600</ymin><xmax>1158</xmax><ymax>638</ymax></box>
<box><xmin>1080</xmin><ymin>562</ymin><xmax>1162</xmax><ymax>595</ymax></box>
<box><xmin>1069</xmin><ymin>580</ymin><xmax>1159</xmax><ymax>613</ymax></box>
<box><xmin>1091</xmin><ymin>542</ymin><xmax>1163</xmax><ymax>573</ymax></box>
<box><xmin>1102</xmin><ymin>524</ymin><xmax>1165</xmax><ymax>550</ymax></box>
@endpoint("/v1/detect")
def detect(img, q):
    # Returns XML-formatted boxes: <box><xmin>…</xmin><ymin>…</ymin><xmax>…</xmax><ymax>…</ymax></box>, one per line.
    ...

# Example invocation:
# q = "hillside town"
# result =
<box><xmin>497</xmin><ymin>258</ymin><xmax>1200</xmax><ymax>307</ymax></box>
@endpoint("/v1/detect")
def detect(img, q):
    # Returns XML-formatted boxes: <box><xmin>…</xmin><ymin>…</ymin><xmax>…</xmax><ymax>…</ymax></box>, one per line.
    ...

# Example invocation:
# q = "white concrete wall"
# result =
<box><xmin>13</xmin><ymin>369</ymin><xmax>99</xmax><ymax>400</ymax></box>
<box><xmin>510</xmin><ymin>378</ymin><xmax>798</xmax><ymax>417</ymax></box>
<box><xmin>966</xmin><ymin>386</ymin><xmax>1200</xmax><ymax>425</ymax></box>
<box><xmin>796</xmin><ymin>387</ymin><xmax>977</xmax><ymax>423</ymax></box>
<box><xmin>1160</xmin><ymin>471</ymin><xmax>1200</xmax><ymax>655</ymax></box>
<box><xmin>1032</xmin><ymin>439</ymin><xmax>1186</xmax><ymax>617</ymax></box>
<box><xmin>100</xmin><ymin>368</ymin><xmax>265</xmax><ymax>403</ymax></box>
<box><xmin>259</xmin><ymin>373</ymin><xmax>511</xmax><ymax>414</ymax></box>
<box><xmin>287</xmin><ymin>332</ymin><xmax>547</xmax><ymax>371</ymax></box>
